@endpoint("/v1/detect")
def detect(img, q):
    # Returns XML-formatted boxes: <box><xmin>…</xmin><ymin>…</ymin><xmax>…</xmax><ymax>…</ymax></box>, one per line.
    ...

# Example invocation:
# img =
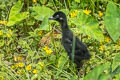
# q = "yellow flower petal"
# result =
<box><xmin>38</xmin><ymin>62</ymin><xmax>44</xmax><ymax>67</ymax></box>
<box><xmin>70</xmin><ymin>10</ymin><xmax>78</xmax><ymax>18</ymax></box>
<box><xmin>7</xmin><ymin>33</ymin><xmax>12</xmax><ymax>38</ymax></box>
<box><xmin>99</xmin><ymin>45</ymin><xmax>104</xmax><ymax>51</ymax></box>
<box><xmin>18</xmin><ymin>56</ymin><xmax>23</xmax><ymax>61</ymax></box>
<box><xmin>11</xmin><ymin>65</ymin><xmax>15</xmax><ymax>69</ymax></box>
<box><xmin>0</xmin><ymin>30</ymin><xmax>3</xmax><ymax>36</ymax></box>
<box><xmin>99</xmin><ymin>11</ymin><xmax>103</xmax><ymax>17</ymax></box>
<box><xmin>38</xmin><ymin>31</ymin><xmax>42</xmax><ymax>36</ymax></box>
<box><xmin>46</xmin><ymin>49</ymin><xmax>53</xmax><ymax>54</ymax></box>
<box><xmin>26</xmin><ymin>65</ymin><xmax>32</xmax><ymax>71</ymax></box>
<box><xmin>33</xmin><ymin>69</ymin><xmax>37</xmax><ymax>74</ymax></box>
<box><xmin>0</xmin><ymin>21</ymin><xmax>8</xmax><ymax>25</ymax></box>
<box><xmin>43</xmin><ymin>46</ymin><xmax>48</xmax><ymax>51</ymax></box>
<box><xmin>18</xmin><ymin>62</ymin><xmax>24</xmax><ymax>68</ymax></box>
<box><xmin>33</xmin><ymin>0</ymin><xmax>37</xmax><ymax>3</ymax></box>
<box><xmin>105</xmin><ymin>37</ymin><xmax>111</xmax><ymax>43</ymax></box>
<box><xmin>15</xmin><ymin>63</ymin><xmax>19</xmax><ymax>68</ymax></box>
<box><xmin>83</xmin><ymin>10</ymin><xmax>91</xmax><ymax>15</ymax></box>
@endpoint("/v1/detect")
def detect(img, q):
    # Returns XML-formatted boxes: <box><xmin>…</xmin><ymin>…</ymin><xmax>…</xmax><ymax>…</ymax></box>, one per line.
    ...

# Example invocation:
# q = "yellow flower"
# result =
<box><xmin>105</xmin><ymin>37</ymin><xmax>111</xmax><ymax>43</ymax></box>
<box><xmin>70</xmin><ymin>13</ymin><xmax>75</xmax><ymax>18</ymax></box>
<box><xmin>0</xmin><ymin>30</ymin><xmax>3</xmax><ymax>36</ymax></box>
<box><xmin>70</xmin><ymin>10</ymin><xmax>78</xmax><ymax>18</ymax></box>
<box><xmin>38</xmin><ymin>62</ymin><xmax>44</xmax><ymax>67</ymax></box>
<box><xmin>26</xmin><ymin>65</ymin><xmax>32</xmax><ymax>71</ymax></box>
<box><xmin>6</xmin><ymin>33</ymin><xmax>12</xmax><ymax>38</ymax></box>
<box><xmin>0</xmin><ymin>76</ymin><xmax>4</xmax><ymax>80</ymax></box>
<box><xmin>46</xmin><ymin>49</ymin><xmax>53</xmax><ymax>54</ymax></box>
<box><xmin>0</xmin><ymin>21</ymin><xmax>8</xmax><ymax>25</ymax></box>
<box><xmin>99</xmin><ymin>40</ymin><xmax>103</xmax><ymax>45</ymax></box>
<box><xmin>18</xmin><ymin>62</ymin><xmax>24</xmax><ymax>68</ymax></box>
<box><xmin>6</xmin><ymin>29</ymin><xmax>13</xmax><ymax>38</ymax></box>
<box><xmin>11</xmin><ymin>65</ymin><xmax>15</xmax><ymax>69</ymax></box>
<box><xmin>33</xmin><ymin>69</ymin><xmax>37</xmax><ymax>74</ymax></box>
<box><xmin>33</xmin><ymin>0</ymin><xmax>37</xmax><ymax>3</ymax></box>
<box><xmin>38</xmin><ymin>31</ymin><xmax>42</xmax><ymax>36</ymax></box>
<box><xmin>18</xmin><ymin>56</ymin><xmax>23</xmax><ymax>61</ymax></box>
<box><xmin>100</xmin><ymin>25</ymin><xmax>104</xmax><ymax>29</ymax></box>
<box><xmin>15</xmin><ymin>63</ymin><xmax>19</xmax><ymax>68</ymax></box>
<box><xmin>74</xmin><ymin>10</ymin><xmax>78</xmax><ymax>14</ymax></box>
<box><xmin>83</xmin><ymin>10</ymin><xmax>91</xmax><ymax>15</ymax></box>
<box><xmin>99</xmin><ymin>45</ymin><xmax>104</xmax><ymax>51</ymax></box>
<box><xmin>87</xmin><ymin>35</ymin><xmax>91</xmax><ymax>38</ymax></box>
<box><xmin>99</xmin><ymin>11</ymin><xmax>103</xmax><ymax>17</ymax></box>
<box><xmin>43</xmin><ymin>46</ymin><xmax>48</xmax><ymax>51</ymax></box>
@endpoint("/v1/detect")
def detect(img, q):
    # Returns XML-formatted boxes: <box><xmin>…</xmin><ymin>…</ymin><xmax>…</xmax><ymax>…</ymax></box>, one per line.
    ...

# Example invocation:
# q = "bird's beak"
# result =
<box><xmin>48</xmin><ymin>16</ymin><xmax>56</xmax><ymax>20</ymax></box>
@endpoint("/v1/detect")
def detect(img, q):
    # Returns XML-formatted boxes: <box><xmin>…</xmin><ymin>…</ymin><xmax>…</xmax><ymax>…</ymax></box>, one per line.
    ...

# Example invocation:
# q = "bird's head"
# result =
<box><xmin>49</xmin><ymin>11</ymin><xmax>67</xmax><ymax>23</ymax></box>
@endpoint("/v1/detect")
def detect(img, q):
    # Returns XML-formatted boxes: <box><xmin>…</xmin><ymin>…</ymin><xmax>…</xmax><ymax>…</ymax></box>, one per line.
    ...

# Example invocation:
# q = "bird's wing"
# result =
<box><xmin>75</xmin><ymin>37</ymin><xmax>90</xmax><ymax>60</ymax></box>
<box><xmin>62</xmin><ymin>37</ymin><xmax>72</xmax><ymax>54</ymax></box>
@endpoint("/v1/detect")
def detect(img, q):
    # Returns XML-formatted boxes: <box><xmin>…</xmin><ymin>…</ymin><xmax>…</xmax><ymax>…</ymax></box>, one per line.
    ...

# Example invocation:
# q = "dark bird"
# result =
<box><xmin>49</xmin><ymin>11</ymin><xmax>90</xmax><ymax>68</ymax></box>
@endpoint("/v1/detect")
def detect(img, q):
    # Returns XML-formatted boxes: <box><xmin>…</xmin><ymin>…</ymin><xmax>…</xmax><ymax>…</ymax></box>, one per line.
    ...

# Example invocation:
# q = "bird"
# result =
<box><xmin>49</xmin><ymin>11</ymin><xmax>90</xmax><ymax>68</ymax></box>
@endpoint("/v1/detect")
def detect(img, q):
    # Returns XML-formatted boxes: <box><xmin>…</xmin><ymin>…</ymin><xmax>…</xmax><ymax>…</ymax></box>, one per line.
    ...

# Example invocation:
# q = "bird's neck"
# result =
<box><xmin>60</xmin><ymin>21</ymin><xmax>69</xmax><ymax>31</ymax></box>
<box><xmin>60</xmin><ymin>21</ymin><xmax>71</xmax><ymax>37</ymax></box>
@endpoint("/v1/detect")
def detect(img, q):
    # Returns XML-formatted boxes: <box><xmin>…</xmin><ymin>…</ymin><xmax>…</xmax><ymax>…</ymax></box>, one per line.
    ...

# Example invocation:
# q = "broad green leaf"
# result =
<box><xmin>75</xmin><ymin>0</ymin><xmax>80</xmax><ymax>3</ymax></box>
<box><xmin>70</xmin><ymin>10</ymin><xmax>104</xmax><ymax>41</ymax></box>
<box><xmin>39</xmin><ymin>16</ymin><xmax>49</xmax><ymax>30</ymax></box>
<box><xmin>57</xmin><ymin>52</ymin><xmax>68</xmax><ymax>70</ymax></box>
<box><xmin>7</xmin><ymin>12</ymin><xmax>29</xmax><ymax>26</ymax></box>
<box><xmin>9</xmin><ymin>1</ymin><xmax>23</xmax><ymax>18</ymax></box>
<box><xmin>56</xmin><ymin>52</ymin><xmax>68</xmax><ymax>76</ymax></box>
<box><xmin>104</xmin><ymin>2</ymin><xmax>120</xmax><ymax>42</ymax></box>
<box><xmin>31</xmin><ymin>6</ymin><xmax>54</xmax><ymax>21</ymax></box>
<box><xmin>112</xmin><ymin>66</ymin><xmax>120</xmax><ymax>76</ymax></box>
<box><xmin>98</xmin><ymin>74</ymin><xmax>111</xmax><ymax>80</ymax></box>
<box><xmin>83</xmin><ymin>63</ymin><xmax>110</xmax><ymax>80</ymax></box>
<box><xmin>7</xmin><ymin>1</ymin><xmax>29</xmax><ymax>26</ymax></box>
<box><xmin>112</xmin><ymin>53</ymin><xmax>120</xmax><ymax>72</ymax></box>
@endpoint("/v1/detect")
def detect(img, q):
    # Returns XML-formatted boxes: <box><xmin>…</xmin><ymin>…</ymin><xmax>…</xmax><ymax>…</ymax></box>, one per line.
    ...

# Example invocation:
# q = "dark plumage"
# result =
<box><xmin>49</xmin><ymin>11</ymin><xmax>90</xmax><ymax>68</ymax></box>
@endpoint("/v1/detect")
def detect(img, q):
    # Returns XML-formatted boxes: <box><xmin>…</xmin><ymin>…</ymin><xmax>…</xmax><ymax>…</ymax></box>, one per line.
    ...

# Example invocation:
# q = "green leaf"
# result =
<box><xmin>70</xmin><ymin>11</ymin><xmax>104</xmax><ymax>41</ymax></box>
<box><xmin>31</xmin><ymin>6</ymin><xmax>54</xmax><ymax>21</ymax></box>
<box><xmin>7</xmin><ymin>1</ymin><xmax>29</xmax><ymax>26</ymax></box>
<box><xmin>83</xmin><ymin>63</ymin><xmax>110</xmax><ymax>80</ymax></box>
<box><xmin>112</xmin><ymin>53</ymin><xmax>120</xmax><ymax>72</ymax></box>
<box><xmin>104</xmin><ymin>2</ymin><xmax>120</xmax><ymax>42</ymax></box>
<box><xmin>57</xmin><ymin>52</ymin><xmax>68</xmax><ymax>70</ymax></box>
<box><xmin>39</xmin><ymin>16</ymin><xmax>49</xmax><ymax>30</ymax></box>
<box><xmin>56</xmin><ymin>52</ymin><xmax>68</xmax><ymax>76</ymax></box>
<box><xmin>112</xmin><ymin>66</ymin><xmax>120</xmax><ymax>76</ymax></box>
<box><xmin>75</xmin><ymin>0</ymin><xmax>80</xmax><ymax>3</ymax></box>
<box><xmin>9</xmin><ymin>1</ymin><xmax>23</xmax><ymax>18</ymax></box>
<box><xmin>98</xmin><ymin>74</ymin><xmax>111</xmax><ymax>80</ymax></box>
<box><xmin>7</xmin><ymin>12</ymin><xmax>29</xmax><ymax>26</ymax></box>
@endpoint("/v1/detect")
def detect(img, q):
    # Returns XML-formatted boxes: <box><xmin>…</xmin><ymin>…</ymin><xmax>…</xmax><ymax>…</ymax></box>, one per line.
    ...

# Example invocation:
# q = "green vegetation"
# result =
<box><xmin>0</xmin><ymin>0</ymin><xmax>120</xmax><ymax>80</ymax></box>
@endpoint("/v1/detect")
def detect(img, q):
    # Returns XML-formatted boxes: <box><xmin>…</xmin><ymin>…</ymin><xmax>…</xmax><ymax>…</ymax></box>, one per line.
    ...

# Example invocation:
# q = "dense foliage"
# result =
<box><xmin>0</xmin><ymin>0</ymin><xmax>120</xmax><ymax>80</ymax></box>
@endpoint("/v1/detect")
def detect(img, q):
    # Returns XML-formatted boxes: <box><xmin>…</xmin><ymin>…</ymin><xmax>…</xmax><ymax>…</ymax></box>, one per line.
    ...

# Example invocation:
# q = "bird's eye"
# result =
<box><xmin>60</xmin><ymin>17</ymin><xmax>63</xmax><ymax>20</ymax></box>
<box><xmin>56</xmin><ymin>15</ymin><xmax>59</xmax><ymax>17</ymax></box>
